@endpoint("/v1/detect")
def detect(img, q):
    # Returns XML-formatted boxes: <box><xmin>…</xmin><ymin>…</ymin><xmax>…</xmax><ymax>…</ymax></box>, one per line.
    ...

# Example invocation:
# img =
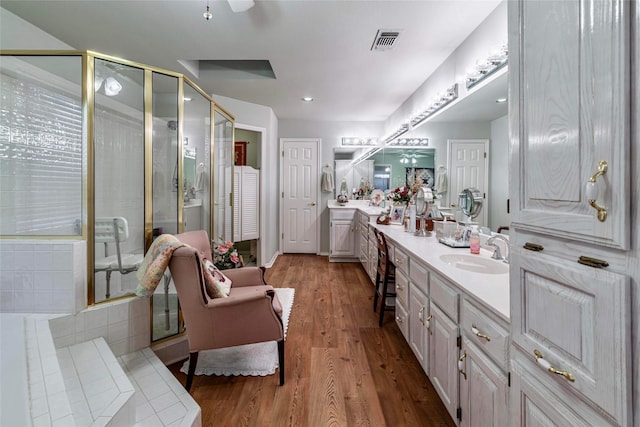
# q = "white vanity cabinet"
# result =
<box><xmin>458</xmin><ymin>297</ymin><xmax>509</xmax><ymax>427</ymax></box>
<box><xmin>408</xmin><ymin>259</ymin><xmax>429</xmax><ymax>372</ymax></box>
<box><xmin>329</xmin><ymin>208</ymin><xmax>356</xmax><ymax>261</ymax></box>
<box><xmin>428</xmin><ymin>272</ymin><xmax>460</xmax><ymax>423</ymax></box>
<box><xmin>357</xmin><ymin>211</ymin><xmax>370</xmax><ymax>273</ymax></box>
<box><xmin>509</xmin><ymin>0</ymin><xmax>634</xmax><ymax>425</ymax></box>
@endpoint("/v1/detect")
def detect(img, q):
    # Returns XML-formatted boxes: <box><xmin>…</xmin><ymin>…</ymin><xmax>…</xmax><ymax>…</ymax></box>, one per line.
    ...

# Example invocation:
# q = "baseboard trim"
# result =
<box><xmin>263</xmin><ymin>251</ymin><xmax>280</xmax><ymax>268</ymax></box>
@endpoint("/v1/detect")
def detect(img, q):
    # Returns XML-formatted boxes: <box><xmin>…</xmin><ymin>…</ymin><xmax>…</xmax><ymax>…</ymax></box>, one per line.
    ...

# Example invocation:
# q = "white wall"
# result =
<box><xmin>0</xmin><ymin>8</ymin><xmax>72</xmax><ymax>49</ymax></box>
<box><xmin>278</xmin><ymin>119</ymin><xmax>383</xmax><ymax>255</ymax></box>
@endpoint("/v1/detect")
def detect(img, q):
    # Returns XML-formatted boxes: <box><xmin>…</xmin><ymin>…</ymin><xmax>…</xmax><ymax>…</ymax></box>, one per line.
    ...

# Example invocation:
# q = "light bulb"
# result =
<box><xmin>104</xmin><ymin>77</ymin><xmax>122</xmax><ymax>96</ymax></box>
<box><xmin>203</xmin><ymin>5</ymin><xmax>212</xmax><ymax>20</ymax></box>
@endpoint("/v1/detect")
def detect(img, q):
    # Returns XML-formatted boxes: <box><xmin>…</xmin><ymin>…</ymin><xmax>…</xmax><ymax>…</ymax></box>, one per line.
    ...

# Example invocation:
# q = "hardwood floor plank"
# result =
<box><xmin>168</xmin><ymin>254</ymin><xmax>455</xmax><ymax>427</ymax></box>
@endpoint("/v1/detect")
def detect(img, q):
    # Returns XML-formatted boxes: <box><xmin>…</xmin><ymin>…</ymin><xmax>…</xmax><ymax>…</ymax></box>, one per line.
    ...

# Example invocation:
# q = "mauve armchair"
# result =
<box><xmin>168</xmin><ymin>230</ymin><xmax>285</xmax><ymax>391</ymax></box>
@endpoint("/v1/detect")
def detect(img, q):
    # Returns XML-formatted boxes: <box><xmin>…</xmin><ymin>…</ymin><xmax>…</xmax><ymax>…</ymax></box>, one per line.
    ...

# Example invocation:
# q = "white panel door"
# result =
<box><xmin>281</xmin><ymin>138</ymin><xmax>319</xmax><ymax>253</ymax></box>
<box><xmin>447</xmin><ymin>139</ymin><xmax>488</xmax><ymax>226</ymax></box>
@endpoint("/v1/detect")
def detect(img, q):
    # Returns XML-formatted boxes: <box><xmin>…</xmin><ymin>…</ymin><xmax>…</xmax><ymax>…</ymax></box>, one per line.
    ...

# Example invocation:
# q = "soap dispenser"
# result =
<box><xmin>470</xmin><ymin>226</ymin><xmax>480</xmax><ymax>254</ymax></box>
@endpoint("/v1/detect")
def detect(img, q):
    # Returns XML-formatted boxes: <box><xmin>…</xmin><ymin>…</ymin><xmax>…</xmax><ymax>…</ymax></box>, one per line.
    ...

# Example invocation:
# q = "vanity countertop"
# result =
<box><xmin>372</xmin><ymin>221</ymin><xmax>510</xmax><ymax>321</ymax></box>
<box><xmin>327</xmin><ymin>199</ymin><xmax>387</xmax><ymax>216</ymax></box>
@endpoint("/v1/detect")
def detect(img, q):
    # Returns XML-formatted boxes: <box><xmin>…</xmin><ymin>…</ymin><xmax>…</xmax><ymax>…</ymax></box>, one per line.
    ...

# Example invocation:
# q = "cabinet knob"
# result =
<box><xmin>395</xmin><ymin>315</ymin><xmax>403</xmax><ymax>323</ymax></box>
<box><xmin>533</xmin><ymin>349</ymin><xmax>575</xmax><ymax>382</ymax></box>
<box><xmin>585</xmin><ymin>160</ymin><xmax>608</xmax><ymax>222</ymax></box>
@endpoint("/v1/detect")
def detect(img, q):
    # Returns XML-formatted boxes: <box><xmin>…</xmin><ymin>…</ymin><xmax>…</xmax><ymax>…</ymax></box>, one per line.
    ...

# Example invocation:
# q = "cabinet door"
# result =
<box><xmin>509</xmin><ymin>0</ymin><xmax>630</xmax><ymax>249</ymax></box>
<box><xmin>429</xmin><ymin>303</ymin><xmax>459</xmax><ymax>421</ymax></box>
<box><xmin>510</xmin><ymin>246</ymin><xmax>631</xmax><ymax>424</ymax></box>
<box><xmin>330</xmin><ymin>220</ymin><xmax>355</xmax><ymax>257</ymax></box>
<box><xmin>240</xmin><ymin>166</ymin><xmax>260</xmax><ymax>241</ymax></box>
<box><xmin>459</xmin><ymin>338</ymin><xmax>507</xmax><ymax>427</ymax></box>
<box><xmin>409</xmin><ymin>283</ymin><xmax>429</xmax><ymax>372</ymax></box>
<box><xmin>510</xmin><ymin>351</ymin><xmax>615</xmax><ymax>427</ymax></box>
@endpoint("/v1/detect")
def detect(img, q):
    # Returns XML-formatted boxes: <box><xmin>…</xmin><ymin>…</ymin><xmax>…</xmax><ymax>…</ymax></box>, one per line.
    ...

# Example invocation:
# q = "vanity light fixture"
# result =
<box><xmin>382</xmin><ymin>123</ymin><xmax>410</xmax><ymax>145</ymax></box>
<box><xmin>466</xmin><ymin>43</ymin><xmax>508</xmax><ymax>89</ymax></box>
<box><xmin>389</xmin><ymin>137</ymin><xmax>429</xmax><ymax>147</ymax></box>
<box><xmin>408</xmin><ymin>84</ymin><xmax>458</xmax><ymax>129</ymax></box>
<box><xmin>341</xmin><ymin>137</ymin><xmax>378</xmax><ymax>146</ymax></box>
<box><xmin>301</xmin><ymin>96</ymin><xmax>314</xmax><ymax>102</ymax></box>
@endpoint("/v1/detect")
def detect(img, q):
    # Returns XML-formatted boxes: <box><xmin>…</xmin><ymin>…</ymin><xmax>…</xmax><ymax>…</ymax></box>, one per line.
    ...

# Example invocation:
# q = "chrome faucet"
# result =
<box><xmin>487</xmin><ymin>234</ymin><xmax>509</xmax><ymax>264</ymax></box>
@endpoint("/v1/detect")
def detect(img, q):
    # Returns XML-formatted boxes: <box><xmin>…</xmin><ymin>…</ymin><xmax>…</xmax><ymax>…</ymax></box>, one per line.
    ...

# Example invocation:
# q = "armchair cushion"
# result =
<box><xmin>202</xmin><ymin>259</ymin><xmax>232</xmax><ymax>299</ymax></box>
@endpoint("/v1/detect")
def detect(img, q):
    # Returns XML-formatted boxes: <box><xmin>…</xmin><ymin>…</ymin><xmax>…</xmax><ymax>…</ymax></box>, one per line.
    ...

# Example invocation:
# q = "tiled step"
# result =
<box><xmin>118</xmin><ymin>348</ymin><xmax>200</xmax><ymax>427</ymax></box>
<box><xmin>57</xmin><ymin>338</ymin><xmax>135</xmax><ymax>426</ymax></box>
<box><xmin>22</xmin><ymin>314</ymin><xmax>200</xmax><ymax>427</ymax></box>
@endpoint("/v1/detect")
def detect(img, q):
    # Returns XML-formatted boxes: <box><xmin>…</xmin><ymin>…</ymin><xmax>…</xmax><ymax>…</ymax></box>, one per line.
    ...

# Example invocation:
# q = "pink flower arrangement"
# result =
<box><xmin>213</xmin><ymin>240</ymin><xmax>240</xmax><ymax>269</ymax></box>
<box><xmin>388</xmin><ymin>186</ymin><xmax>412</xmax><ymax>205</ymax></box>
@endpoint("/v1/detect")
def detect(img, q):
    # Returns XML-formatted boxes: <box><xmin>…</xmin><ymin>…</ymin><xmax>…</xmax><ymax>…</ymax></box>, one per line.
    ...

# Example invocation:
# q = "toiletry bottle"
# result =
<box><xmin>470</xmin><ymin>226</ymin><xmax>480</xmax><ymax>254</ymax></box>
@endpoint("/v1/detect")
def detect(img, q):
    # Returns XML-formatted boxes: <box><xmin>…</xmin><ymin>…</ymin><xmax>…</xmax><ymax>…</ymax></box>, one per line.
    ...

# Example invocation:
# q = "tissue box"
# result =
<box><xmin>434</xmin><ymin>220</ymin><xmax>457</xmax><ymax>239</ymax></box>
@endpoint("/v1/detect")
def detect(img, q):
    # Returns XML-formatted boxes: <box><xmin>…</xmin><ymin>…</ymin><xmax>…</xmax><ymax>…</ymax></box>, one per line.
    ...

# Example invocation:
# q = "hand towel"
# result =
<box><xmin>435</xmin><ymin>170</ymin><xmax>447</xmax><ymax>194</ymax></box>
<box><xmin>321</xmin><ymin>170</ymin><xmax>334</xmax><ymax>192</ymax></box>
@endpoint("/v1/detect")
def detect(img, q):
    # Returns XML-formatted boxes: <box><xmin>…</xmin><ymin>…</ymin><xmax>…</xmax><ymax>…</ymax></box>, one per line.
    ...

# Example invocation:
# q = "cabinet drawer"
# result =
<box><xmin>409</xmin><ymin>258</ymin><xmax>429</xmax><ymax>294</ymax></box>
<box><xmin>391</xmin><ymin>245</ymin><xmax>408</xmax><ymax>275</ymax></box>
<box><xmin>395</xmin><ymin>269</ymin><xmax>409</xmax><ymax>307</ymax></box>
<box><xmin>430</xmin><ymin>272</ymin><xmax>458</xmax><ymax>321</ymax></box>
<box><xmin>395</xmin><ymin>300</ymin><xmax>409</xmax><ymax>340</ymax></box>
<box><xmin>511</xmin><ymin>247</ymin><xmax>631</xmax><ymax>424</ymax></box>
<box><xmin>461</xmin><ymin>298</ymin><xmax>509</xmax><ymax>370</ymax></box>
<box><xmin>330</xmin><ymin>209</ymin><xmax>355</xmax><ymax>220</ymax></box>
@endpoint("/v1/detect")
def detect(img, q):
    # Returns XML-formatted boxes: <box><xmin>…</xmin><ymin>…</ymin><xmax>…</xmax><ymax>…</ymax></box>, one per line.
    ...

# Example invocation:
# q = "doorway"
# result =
<box><xmin>280</xmin><ymin>138</ymin><xmax>320</xmax><ymax>253</ymax></box>
<box><xmin>447</xmin><ymin>139</ymin><xmax>489</xmax><ymax>226</ymax></box>
<box><xmin>234</xmin><ymin>124</ymin><xmax>264</xmax><ymax>266</ymax></box>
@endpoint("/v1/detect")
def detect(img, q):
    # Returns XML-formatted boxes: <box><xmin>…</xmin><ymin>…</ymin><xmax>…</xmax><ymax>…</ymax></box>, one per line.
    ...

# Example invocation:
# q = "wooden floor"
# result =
<box><xmin>168</xmin><ymin>254</ymin><xmax>455</xmax><ymax>427</ymax></box>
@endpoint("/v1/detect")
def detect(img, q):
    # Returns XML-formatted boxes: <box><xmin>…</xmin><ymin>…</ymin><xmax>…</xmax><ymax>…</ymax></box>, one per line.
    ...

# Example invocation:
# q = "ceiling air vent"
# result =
<box><xmin>371</xmin><ymin>29</ymin><xmax>401</xmax><ymax>51</ymax></box>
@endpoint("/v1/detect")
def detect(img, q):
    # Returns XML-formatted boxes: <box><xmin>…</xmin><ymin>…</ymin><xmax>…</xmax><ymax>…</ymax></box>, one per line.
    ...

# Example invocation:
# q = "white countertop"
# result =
<box><xmin>328</xmin><ymin>199</ymin><xmax>387</xmax><ymax>216</ymax></box>
<box><xmin>372</xmin><ymin>222</ymin><xmax>510</xmax><ymax>321</ymax></box>
<box><xmin>327</xmin><ymin>200</ymin><xmax>510</xmax><ymax>320</ymax></box>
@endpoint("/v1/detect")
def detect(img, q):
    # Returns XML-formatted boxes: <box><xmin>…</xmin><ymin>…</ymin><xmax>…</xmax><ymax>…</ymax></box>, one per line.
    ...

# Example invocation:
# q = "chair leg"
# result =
<box><xmin>277</xmin><ymin>340</ymin><xmax>285</xmax><ymax>386</ymax></box>
<box><xmin>378</xmin><ymin>277</ymin><xmax>389</xmax><ymax>327</ymax></box>
<box><xmin>186</xmin><ymin>351</ymin><xmax>199</xmax><ymax>392</ymax></box>
<box><xmin>373</xmin><ymin>271</ymin><xmax>381</xmax><ymax>312</ymax></box>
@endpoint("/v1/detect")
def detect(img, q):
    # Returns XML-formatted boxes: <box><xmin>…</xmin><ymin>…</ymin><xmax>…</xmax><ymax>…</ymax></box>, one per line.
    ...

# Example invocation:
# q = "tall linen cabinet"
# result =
<box><xmin>508</xmin><ymin>1</ymin><xmax>638</xmax><ymax>425</ymax></box>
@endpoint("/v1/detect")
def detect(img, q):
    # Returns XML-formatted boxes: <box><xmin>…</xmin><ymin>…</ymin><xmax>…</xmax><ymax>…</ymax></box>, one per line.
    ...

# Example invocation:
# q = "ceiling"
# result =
<box><xmin>1</xmin><ymin>0</ymin><xmax>503</xmax><ymax>122</ymax></box>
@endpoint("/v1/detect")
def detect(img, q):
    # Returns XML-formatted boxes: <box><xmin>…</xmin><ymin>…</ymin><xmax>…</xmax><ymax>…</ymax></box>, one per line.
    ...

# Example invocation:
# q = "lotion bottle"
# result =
<box><xmin>470</xmin><ymin>226</ymin><xmax>480</xmax><ymax>254</ymax></box>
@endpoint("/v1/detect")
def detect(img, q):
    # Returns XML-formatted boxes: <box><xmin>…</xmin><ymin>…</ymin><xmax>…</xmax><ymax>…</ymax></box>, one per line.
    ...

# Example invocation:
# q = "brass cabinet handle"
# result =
<box><xmin>534</xmin><ymin>349</ymin><xmax>575</xmax><ymax>382</ymax></box>
<box><xmin>395</xmin><ymin>315</ymin><xmax>404</xmax><ymax>324</ymax></box>
<box><xmin>418</xmin><ymin>306</ymin><xmax>425</xmax><ymax>324</ymax></box>
<box><xmin>425</xmin><ymin>314</ymin><xmax>432</xmax><ymax>334</ymax></box>
<box><xmin>471</xmin><ymin>324</ymin><xmax>491</xmax><ymax>342</ymax></box>
<box><xmin>523</xmin><ymin>242</ymin><xmax>544</xmax><ymax>252</ymax></box>
<box><xmin>395</xmin><ymin>258</ymin><xmax>404</xmax><ymax>265</ymax></box>
<box><xmin>458</xmin><ymin>351</ymin><xmax>467</xmax><ymax>380</ymax></box>
<box><xmin>585</xmin><ymin>160</ymin><xmax>608</xmax><ymax>222</ymax></box>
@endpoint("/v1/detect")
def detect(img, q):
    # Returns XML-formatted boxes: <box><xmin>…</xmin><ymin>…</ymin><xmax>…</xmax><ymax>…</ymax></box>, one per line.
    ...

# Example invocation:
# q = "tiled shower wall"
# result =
<box><xmin>0</xmin><ymin>240</ymin><xmax>85</xmax><ymax>313</ymax></box>
<box><xmin>0</xmin><ymin>239</ymin><xmax>151</xmax><ymax>356</ymax></box>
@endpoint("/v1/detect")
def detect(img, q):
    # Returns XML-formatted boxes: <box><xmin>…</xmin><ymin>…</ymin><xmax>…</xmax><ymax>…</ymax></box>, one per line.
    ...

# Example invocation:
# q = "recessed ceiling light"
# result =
<box><xmin>496</xmin><ymin>97</ymin><xmax>507</xmax><ymax>103</ymax></box>
<box><xmin>301</xmin><ymin>97</ymin><xmax>314</xmax><ymax>102</ymax></box>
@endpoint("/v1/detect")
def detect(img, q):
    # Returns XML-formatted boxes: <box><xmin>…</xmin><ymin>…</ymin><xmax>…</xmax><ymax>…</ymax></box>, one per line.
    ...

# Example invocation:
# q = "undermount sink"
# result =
<box><xmin>439</xmin><ymin>254</ymin><xmax>509</xmax><ymax>275</ymax></box>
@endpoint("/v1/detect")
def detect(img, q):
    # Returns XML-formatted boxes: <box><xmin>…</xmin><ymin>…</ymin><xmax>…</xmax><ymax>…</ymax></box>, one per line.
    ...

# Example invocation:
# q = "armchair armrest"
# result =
<box><xmin>223</xmin><ymin>266</ymin><xmax>267</xmax><ymax>287</ymax></box>
<box><xmin>205</xmin><ymin>285</ymin><xmax>275</xmax><ymax>308</ymax></box>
